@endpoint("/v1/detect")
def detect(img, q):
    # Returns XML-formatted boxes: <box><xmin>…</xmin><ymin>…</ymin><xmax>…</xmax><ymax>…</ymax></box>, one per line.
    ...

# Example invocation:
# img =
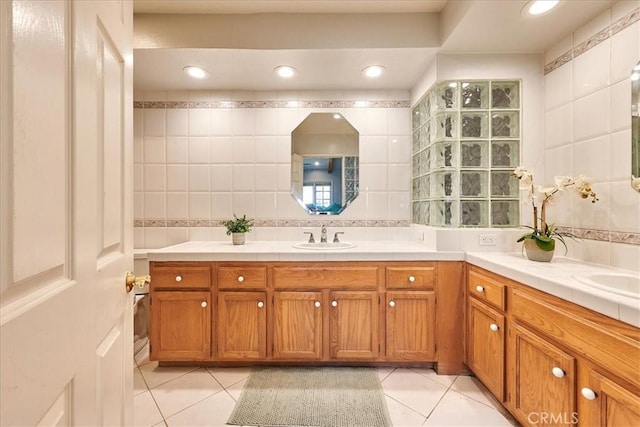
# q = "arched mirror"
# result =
<box><xmin>632</xmin><ymin>61</ymin><xmax>640</xmax><ymax>192</ymax></box>
<box><xmin>291</xmin><ymin>113</ymin><xmax>359</xmax><ymax>215</ymax></box>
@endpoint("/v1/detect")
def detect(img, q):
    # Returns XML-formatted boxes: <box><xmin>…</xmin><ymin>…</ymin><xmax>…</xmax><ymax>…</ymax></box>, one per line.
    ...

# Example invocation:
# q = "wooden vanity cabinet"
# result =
<box><xmin>385</xmin><ymin>265</ymin><xmax>437</xmax><ymax>361</ymax></box>
<box><xmin>149</xmin><ymin>260</ymin><xmax>465</xmax><ymax>369</ymax></box>
<box><xmin>272</xmin><ymin>291</ymin><xmax>323</xmax><ymax>360</ymax></box>
<box><xmin>216</xmin><ymin>264</ymin><xmax>268</xmax><ymax>360</ymax></box>
<box><xmin>329</xmin><ymin>291</ymin><xmax>379</xmax><ymax>360</ymax></box>
<box><xmin>386</xmin><ymin>290</ymin><xmax>436</xmax><ymax>360</ymax></box>
<box><xmin>149</xmin><ymin>263</ymin><xmax>212</xmax><ymax>361</ymax></box>
<box><xmin>465</xmin><ymin>265</ymin><xmax>640</xmax><ymax>427</ymax></box>
<box><xmin>507</xmin><ymin>321</ymin><xmax>577</xmax><ymax>425</ymax></box>
<box><xmin>216</xmin><ymin>291</ymin><xmax>266</xmax><ymax>360</ymax></box>
<box><xmin>466</xmin><ymin>266</ymin><xmax>507</xmax><ymax>401</ymax></box>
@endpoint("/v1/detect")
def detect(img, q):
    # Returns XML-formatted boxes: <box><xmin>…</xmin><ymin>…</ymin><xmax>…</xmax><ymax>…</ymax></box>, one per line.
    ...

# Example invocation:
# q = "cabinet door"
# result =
<box><xmin>467</xmin><ymin>298</ymin><xmax>505</xmax><ymax>401</ymax></box>
<box><xmin>579</xmin><ymin>367</ymin><xmax>640</xmax><ymax>427</ymax></box>
<box><xmin>386</xmin><ymin>291</ymin><xmax>436</xmax><ymax>361</ymax></box>
<box><xmin>508</xmin><ymin>322</ymin><xmax>576</xmax><ymax>426</ymax></box>
<box><xmin>217</xmin><ymin>292</ymin><xmax>266</xmax><ymax>360</ymax></box>
<box><xmin>329</xmin><ymin>291</ymin><xmax>379</xmax><ymax>360</ymax></box>
<box><xmin>273</xmin><ymin>291</ymin><xmax>323</xmax><ymax>360</ymax></box>
<box><xmin>150</xmin><ymin>291</ymin><xmax>211</xmax><ymax>361</ymax></box>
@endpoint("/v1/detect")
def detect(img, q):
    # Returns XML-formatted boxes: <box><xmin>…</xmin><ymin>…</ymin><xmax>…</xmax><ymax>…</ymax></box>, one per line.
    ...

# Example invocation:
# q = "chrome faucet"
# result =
<box><xmin>320</xmin><ymin>224</ymin><xmax>327</xmax><ymax>243</ymax></box>
<box><xmin>333</xmin><ymin>232</ymin><xmax>344</xmax><ymax>243</ymax></box>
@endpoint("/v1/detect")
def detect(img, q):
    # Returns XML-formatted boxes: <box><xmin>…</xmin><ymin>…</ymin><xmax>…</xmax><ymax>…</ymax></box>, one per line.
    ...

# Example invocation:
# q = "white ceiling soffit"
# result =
<box><xmin>132</xmin><ymin>0</ymin><xmax>449</xmax><ymax>14</ymax></box>
<box><xmin>439</xmin><ymin>0</ymin><xmax>615</xmax><ymax>53</ymax></box>
<box><xmin>132</xmin><ymin>0</ymin><xmax>616</xmax><ymax>91</ymax></box>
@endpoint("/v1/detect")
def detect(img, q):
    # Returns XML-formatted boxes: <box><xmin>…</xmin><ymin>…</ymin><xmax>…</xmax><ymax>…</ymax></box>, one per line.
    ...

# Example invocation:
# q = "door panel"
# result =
<box><xmin>218</xmin><ymin>292</ymin><xmax>267</xmax><ymax>359</ymax></box>
<box><xmin>0</xmin><ymin>0</ymin><xmax>133</xmax><ymax>425</ymax></box>
<box><xmin>386</xmin><ymin>291</ymin><xmax>436</xmax><ymax>361</ymax></box>
<box><xmin>273</xmin><ymin>291</ymin><xmax>323</xmax><ymax>359</ymax></box>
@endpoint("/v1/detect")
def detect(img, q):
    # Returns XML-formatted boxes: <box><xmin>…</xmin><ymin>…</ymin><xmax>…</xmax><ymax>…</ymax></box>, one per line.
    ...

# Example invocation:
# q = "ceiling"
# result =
<box><xmin>133</xmin><ymin>0</ymin><xmax>615</xmax><ymax>92</ymax></box>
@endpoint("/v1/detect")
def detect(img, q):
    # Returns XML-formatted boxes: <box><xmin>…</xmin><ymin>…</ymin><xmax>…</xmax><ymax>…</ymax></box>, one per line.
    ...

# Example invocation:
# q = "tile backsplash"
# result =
<box><xmin>134</xmin><ymin>90</ymin><xmax>412</xmax><ymax>248</ymax></box>
<box><xmin>542</xmin><ymin>3</ymin><xmax>640</xmax><ymax>271</ymax></box>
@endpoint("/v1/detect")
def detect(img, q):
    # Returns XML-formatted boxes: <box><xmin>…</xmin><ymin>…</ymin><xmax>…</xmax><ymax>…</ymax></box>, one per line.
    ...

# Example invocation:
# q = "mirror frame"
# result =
<box><xmin>290</xmin><ymin>113</ymin><xmax>360</xmax><ymax>215</ymax></box>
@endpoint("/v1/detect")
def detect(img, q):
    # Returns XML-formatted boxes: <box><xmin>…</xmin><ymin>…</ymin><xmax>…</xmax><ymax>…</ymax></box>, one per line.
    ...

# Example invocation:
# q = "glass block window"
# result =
<box><xmin>411</xmin><ymin>80</ymin><xmax>521</xmax><ymax>227</ymax></box>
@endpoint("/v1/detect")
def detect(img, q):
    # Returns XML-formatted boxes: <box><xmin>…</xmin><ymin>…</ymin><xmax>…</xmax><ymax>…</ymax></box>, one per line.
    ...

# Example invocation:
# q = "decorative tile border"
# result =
<box><xmin>136</xmin><ymin>219</ymin><xmax>412</xmax><ymax>228</ymax></box>
<box><xmin>133</xmin><ymin>100</ymin><xmax>411</xmax><ymax>109</ymax></box>
<box><xmin>556</xmin><ymin>226</ymin><xmax>640</xmax><ymax>245</ymax></box>
<box><xmin>544</xmin><ymin>7</ymin><xmax>640</xmax><ymax>75</ymax></box>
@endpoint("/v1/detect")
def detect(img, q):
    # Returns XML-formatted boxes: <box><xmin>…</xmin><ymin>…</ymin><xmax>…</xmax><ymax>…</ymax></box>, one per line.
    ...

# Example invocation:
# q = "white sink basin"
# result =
<box><xmin>293</xmin><ymin>242</ymin><xmax>357</xmax><ymax>250</ymax></box>
<box><xmin>573</xmin><ymin>272</ymin><xmax>640</xmax><ymax>299</ymax></box>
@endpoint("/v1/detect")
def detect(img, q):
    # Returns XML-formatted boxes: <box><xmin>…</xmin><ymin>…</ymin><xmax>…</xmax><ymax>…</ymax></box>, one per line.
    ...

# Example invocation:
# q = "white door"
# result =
<box><xmin>0</xmin><ymin>1</ymin><xmax>134</xmax><ymax>425</ymax></box>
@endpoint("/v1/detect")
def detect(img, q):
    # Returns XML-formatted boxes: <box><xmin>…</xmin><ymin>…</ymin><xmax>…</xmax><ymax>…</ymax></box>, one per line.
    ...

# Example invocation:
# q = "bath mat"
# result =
<box><xmin>227</xmin><ymin>366</ymin><xmax>392</xmax><ymax>427</ymax></box>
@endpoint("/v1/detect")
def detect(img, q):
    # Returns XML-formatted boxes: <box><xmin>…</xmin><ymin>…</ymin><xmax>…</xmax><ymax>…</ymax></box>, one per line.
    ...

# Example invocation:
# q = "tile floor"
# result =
<box><xmin>133</xmin><ymin>345</ymin><xmax>518</xmax><ymax>427</ymax></box>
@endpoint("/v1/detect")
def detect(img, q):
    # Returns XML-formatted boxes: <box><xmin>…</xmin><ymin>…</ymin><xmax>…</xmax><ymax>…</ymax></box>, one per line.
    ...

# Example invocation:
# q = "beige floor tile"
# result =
<box><xmin>164</xmin><ymin>391</ymin><xmax>236</xmax><ymax>426</ymax></box>
<box><xmin>139</xmin><ymin>361</ymin><xmax>197</xmax><ymax>390</ymax></box>
<box><xmin>384</xmin><ymin>395</ymin><xmax>427</xmax><ymax>427</ymax></box>
<box><xmin>206</xmin><ymin>366</ymin><xmax>251</xmax><ymax>389</ymax></box>
<box><xmin>133</xmin><ymin>390</ymin><xmax>164</xmax><ymax>427</ymax></box>
<box><xmin>150</xmin><ymin>368</ymin><xmax>224</xmax><ymax>419</ymax></box>
<box><xmin>411</xmin><ymin>367</ymin><xmax>458</xmax><ymax>388</ymax></box>
<box><xmin>381</xmin><ymin>368</ymin><xmax>449</xmax><ymax>418</ymax></box>
<box><xmin>424</xmin><ymin>390</ymin><xmax>515</xmax><ymax>426</ymax></box>
<box><xmin>450</xmin><ymin>376</ymin><xmax>500</xmax><ymax>409</ymax></box>
<box><xmin>376</xmin><ymin>366</ymin><xmax>396</xmax><ymax>381</ymax></box>
<box><xmin>134</xmin><ymin>366</ymin><xmax>149</xmax><ymax>396</ymax></box>
<box><xmin>225</xmin><ymin>377</ymin><xmax>248</xmax><ymax>402</ymax></box>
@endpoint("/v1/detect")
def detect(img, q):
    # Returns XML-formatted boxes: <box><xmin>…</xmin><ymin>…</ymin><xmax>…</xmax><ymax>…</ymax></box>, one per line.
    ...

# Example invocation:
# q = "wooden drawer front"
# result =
<box><xmin>273</xmin><ymin>266</ymin><xmax>378</xmax><ymax>290</ymax></box>
<box><xmin>217</xmin><ymin>266</ymin><xmax>267</xmax><ymax>289</ymax></box>
<box><xmin>386</xmin><ymin>267</ymin><xmax>435</xmax><ymax>289</ymax></box>
<box><xmin>152</xmin><ymin>265</ymin><xmax>211</xmax><ymax>290</ymax></box>
<box><xmin>468</xmin><ymin>270</ymin><xmax>505</xmax><ymax>310</ymax></box>
<box><xmin>511</xmin><ymin>288</ymin><xmax>640</xmax><ymax>388</ymax></box>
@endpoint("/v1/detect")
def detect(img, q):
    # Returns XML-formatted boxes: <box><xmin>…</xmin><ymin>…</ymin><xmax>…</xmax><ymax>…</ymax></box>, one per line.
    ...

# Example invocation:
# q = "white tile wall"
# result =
<box><xmin>134</xmin><ymin>90</ymin><xmax>412</xmax><ymax>248</ymax></box>
<box><xmin>543</xmin><ymin>3</ymin><xmax>640</xmax><ymax>271</ymax></box>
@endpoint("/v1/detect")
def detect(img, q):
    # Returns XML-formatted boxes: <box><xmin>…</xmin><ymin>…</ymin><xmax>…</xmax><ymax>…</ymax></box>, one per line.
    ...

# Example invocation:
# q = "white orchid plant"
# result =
<box><xmin>512</xmin><ymin>167</ymin><xmax>599</xmax><ymax>252</ymax></box>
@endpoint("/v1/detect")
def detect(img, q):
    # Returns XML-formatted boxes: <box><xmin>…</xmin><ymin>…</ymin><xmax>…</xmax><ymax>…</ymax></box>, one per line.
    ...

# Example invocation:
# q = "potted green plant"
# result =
<box><xmin>512</xmin><ymin>167</ymin><xmax>598</xmax><ymax>262</ymax></box>
<box><xmin>220</xmin><ymin>214</ymin><xmax>254</xmax><ymax>245</ymax></box>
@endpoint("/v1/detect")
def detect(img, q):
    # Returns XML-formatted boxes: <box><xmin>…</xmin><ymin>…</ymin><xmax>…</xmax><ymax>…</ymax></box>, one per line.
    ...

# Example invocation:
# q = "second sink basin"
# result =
<box><xmin>293</xmin><ymin>242</ymin><xmax>357</xmax><ymax>250</ymax></box>
<box><xmin>573</xmin><ymin>272</ymin><xmax>640</xmax><ymax>299</ymax></box>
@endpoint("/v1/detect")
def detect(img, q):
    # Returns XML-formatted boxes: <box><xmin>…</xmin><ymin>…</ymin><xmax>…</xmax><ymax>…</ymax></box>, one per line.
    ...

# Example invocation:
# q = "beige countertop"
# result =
<box><xmin>146</xmin><ymin>240</ymin><xmax>465</xmax><ymax>262</ymax></box>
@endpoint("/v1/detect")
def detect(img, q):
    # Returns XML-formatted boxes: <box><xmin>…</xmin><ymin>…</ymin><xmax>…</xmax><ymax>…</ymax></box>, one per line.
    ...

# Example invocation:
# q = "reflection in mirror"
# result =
<box><xmin>632</xmin><ymin>61</ymin><xmax>640</xmax><ymax>192</ymax></box>
<box><xmin>291</xmin><ymin>113</ymin><xmax>359</xmax><ymax>215</ymax></box>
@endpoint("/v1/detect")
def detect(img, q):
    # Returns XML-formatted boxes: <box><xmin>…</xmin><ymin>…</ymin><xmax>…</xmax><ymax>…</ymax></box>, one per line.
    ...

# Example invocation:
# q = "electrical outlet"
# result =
<box><xmin>479</xmin><ymin>233</ymin><xmax>497</xmax><ymax>246</ymax></box>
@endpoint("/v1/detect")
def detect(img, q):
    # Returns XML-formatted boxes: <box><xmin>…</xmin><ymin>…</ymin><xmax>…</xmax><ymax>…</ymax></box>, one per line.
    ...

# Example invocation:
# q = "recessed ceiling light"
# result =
<box><xmin>183</xmin><ymin>66</ymin><xmax>209</xmax><ymax>79</ymax></box>
<box><xmin>275</xmin><ymin>66</ymin><xmax>297</xmax><ymax>78</ymax></box>
<box><xmin>362</xmin><ymin>65</ymin><xmax>385</xmax><ymax>78</ymax></box>
<box><xmin>523</xmin><ymin>0</ymin><xmax>560</xmax><ymax>16</ymax></box>
<box><xmin>333</xmin><ymin>113</ymin><xmax>342</xmax><ymax>119</ymax></box>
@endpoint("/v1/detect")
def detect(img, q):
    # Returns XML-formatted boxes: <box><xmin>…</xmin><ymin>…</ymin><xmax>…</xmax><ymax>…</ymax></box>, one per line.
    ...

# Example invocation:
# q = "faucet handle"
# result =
<box><xmin>333</xmin><ymin>232</ymin><xmax>344</xmax><ymax>243</ymax></box>
<box><xmin>304</xmin><ymin>231</ymin><xmax>315</xmax><ymax>243</ymax></box>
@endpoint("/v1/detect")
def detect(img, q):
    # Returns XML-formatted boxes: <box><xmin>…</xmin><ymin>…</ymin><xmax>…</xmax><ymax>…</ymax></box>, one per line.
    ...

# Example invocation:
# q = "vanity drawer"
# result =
<box><xmin>272</xmin><ymin>265</ymin><xmax>378</xmax><ymax>290</ymax></box>
<box><xmin>468</xmin><ymin>269</ymin><xmax>505</xmax><ymax>311</ymax></box>
<box><xmin>217</xmin><ymin>266</ymin><xmax>267</xmax><ymax>289</ymax></box>
<box><xmin>151</xmin><ymin>264</ymin><xmax>211</xmax><ymax>290</ymax></box>
<box><xmin>386</xmin><ymin>266</ymin><xmax>435</xmax><ymax>289</ymax></box>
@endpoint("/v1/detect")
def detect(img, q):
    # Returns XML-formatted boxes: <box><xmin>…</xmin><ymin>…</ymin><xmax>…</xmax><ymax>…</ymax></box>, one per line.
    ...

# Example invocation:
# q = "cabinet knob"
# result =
<box><xmin>489</xmin><ymin>323</ymin><xmax>499</xmax><ymax>332</ymax></box>
<box><xmin>389</xmin><ymin>300</ymin><xmax>395</xmax><ymax>307</ymax></box>
<box><xmin>581</xmin><ymin>387</ymin><xmax>597</xmax><ymax>400</ymax></box>
<box><xmin>237</xmin><ymin>275</ymin><xmax>245</xmax><ymax>282</ymax></box>
<box><xmin>551</xmin><ymin>367</ymin><xmax>565</xmax><ymax>378</ymax></box>
<box><xmin>257</xmin><ymin>301</ymin><xmax>264</xmax><ymax>308</ymax></box>
<box><xmin>201</xmin><ymin>301</ymin><xmax>207</xmax><ymax>308</ymax></box>
<box><xmin>476</xmin><ymin>285</ymin><xmax>484</xmax><ymax>292</ymax></box>
<box><xmin>408</xmin><ymin>275</ymin><xmax>416</xmax><ymax>282</ymax></box>
<box><xmin>175</xmin><ymin>275</ymin><xmax>183</xmax><ymax>282</ymax></box>
<box><xmin>331</xmin><ymin>301</ymin><xmax>338</xmax><ymax>307</ymax></box>
<box><xmin>314</xmin><ymin>301</ymin><xmax>321</xmax><ymax>308</ymax></box>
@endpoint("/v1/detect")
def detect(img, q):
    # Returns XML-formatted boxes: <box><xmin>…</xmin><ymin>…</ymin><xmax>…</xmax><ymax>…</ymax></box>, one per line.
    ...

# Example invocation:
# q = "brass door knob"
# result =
<box><xmin>125</xmin><ymin>272</ymin><xmax>151</xmax><ymax>293</ymax></box>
